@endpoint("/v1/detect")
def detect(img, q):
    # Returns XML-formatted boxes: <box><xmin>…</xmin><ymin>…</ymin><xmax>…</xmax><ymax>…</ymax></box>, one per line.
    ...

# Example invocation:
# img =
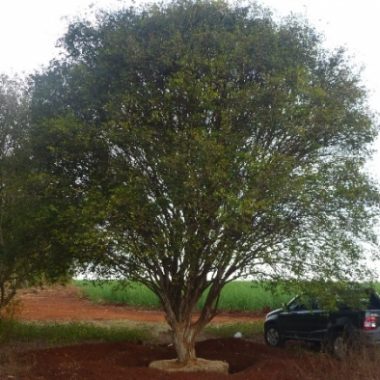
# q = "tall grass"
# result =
<box><xmin>294</xmin><ymin>348</ymin><xmax>380</xmax><ymax>380</ymax></box>
<box><xmin>75</xmin><ymin>280</ymin><xmax>293</xmax><ymax>312</ymax></box>
<box><xmin>0</xmin><ymin>320</ymin><xmax>149</xmax><ymax>344</ymax></box>
<box><xmin>76</xmin><ymin>280</ymin><xmax>161</xmax><ymax>309</ymax></box>
<box><xmin>200</xmin><ymin>281</ymin><xmax>291</xmax><ymax>311</ymax></box>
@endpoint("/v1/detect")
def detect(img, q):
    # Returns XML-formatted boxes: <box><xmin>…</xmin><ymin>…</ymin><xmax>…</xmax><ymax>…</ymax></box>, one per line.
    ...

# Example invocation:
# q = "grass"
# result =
<box><xmin>75</xmin><ymin>280</ymin><xmax>293</xmax><ymax>312</ymax></box>
<box><xmin>205</xmin><ymin>320</ymin><xmax>264</xmax><ymax>338</ymax></box>
<box><xmin>0</xmin><ymin>319</ymin><xmax>150</xmax><ymax>345</ymax></box>
<box><xmin>294</xmin><ymin>348</ymin><xmax>380</xmax><ymax>380</ymax></box>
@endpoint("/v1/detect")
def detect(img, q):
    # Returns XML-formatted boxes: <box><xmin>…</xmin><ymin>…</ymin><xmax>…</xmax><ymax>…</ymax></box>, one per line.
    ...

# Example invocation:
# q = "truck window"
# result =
<box><xmin>287</xmin><ymin>296</ymin><xmax>319</xmax><ymax>311</ymax></box>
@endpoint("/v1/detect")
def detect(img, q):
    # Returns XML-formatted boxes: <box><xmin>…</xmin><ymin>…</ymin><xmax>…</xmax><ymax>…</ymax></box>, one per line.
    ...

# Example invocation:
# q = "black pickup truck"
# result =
<box><xmin>264</xmin><ymin>292</ymin><xmax>380</xmax><ymax>358</ymax></box>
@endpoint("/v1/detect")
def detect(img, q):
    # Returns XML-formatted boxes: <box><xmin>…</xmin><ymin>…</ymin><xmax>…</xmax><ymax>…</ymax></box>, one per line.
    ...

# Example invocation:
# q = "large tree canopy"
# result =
<box><xmin>30</xmin><ymin>0</ymin><xmax>379</xmax><ymax>364</ymax></box>
<box><xmin>0</xmin><ymin>75</ymin><xmax>73</xmax><ymax>311</ymax></box>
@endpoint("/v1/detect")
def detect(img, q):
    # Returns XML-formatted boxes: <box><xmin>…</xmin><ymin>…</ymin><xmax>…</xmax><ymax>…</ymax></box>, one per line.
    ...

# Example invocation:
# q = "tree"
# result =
<box><xmin>0</xmin><ymin>75</ymin><xmax>73</xmax><ymax>312</ymax></box>
<box><xmin>30</xmin><ymin>1</ymin><xmax>379</xmax><ymax>365</ymax></box>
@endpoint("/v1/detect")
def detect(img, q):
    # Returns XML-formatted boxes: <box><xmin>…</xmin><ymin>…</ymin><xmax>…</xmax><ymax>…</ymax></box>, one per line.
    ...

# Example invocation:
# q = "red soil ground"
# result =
<box><xmin>3</xmin><ymin>286</ymin><xmax>348</xmax><ymax>380</ymax></box>
<box><xmin>17</xmin><ymin>338</ymin><xmax>334</xmax><ymax>380</ymax></box>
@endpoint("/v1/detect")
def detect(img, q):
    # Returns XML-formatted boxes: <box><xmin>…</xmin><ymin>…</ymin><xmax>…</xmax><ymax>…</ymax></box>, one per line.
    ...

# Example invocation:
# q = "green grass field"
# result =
<box><xmin>0</xmin><ymin>318</ymin><xmax>264</xmax><ymax>345</ymax></box>
<box><xmin>0</xmin><ymin>320</ymin><xmax>150</xmax><ymax>344</ymax></box>
<box><xmin>75</xmin><ymin>280</ymin><xmax>293</xmax><ymax>312</ymax></box>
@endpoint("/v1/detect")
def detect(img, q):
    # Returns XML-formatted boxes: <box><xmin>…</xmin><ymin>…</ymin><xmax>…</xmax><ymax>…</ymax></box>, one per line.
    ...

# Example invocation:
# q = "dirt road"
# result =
<box><xmin>16</xmin><ymin>285</ymin><xmax>261</xmax><ymax>324</ymax></box>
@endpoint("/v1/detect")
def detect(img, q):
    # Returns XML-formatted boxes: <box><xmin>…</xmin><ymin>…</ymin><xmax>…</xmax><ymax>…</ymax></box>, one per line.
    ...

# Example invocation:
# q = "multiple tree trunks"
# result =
<box><xmin>171</xmin><ymin>323</ymin><xmax>198</xmax><ymax>363</ymax></box>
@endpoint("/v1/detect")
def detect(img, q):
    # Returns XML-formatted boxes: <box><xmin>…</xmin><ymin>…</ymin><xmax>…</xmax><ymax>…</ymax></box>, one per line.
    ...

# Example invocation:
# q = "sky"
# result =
<box><xmin>1</xmin><ymin>0</ymin><xmax>380</xmax><ymax>175</ymax></box>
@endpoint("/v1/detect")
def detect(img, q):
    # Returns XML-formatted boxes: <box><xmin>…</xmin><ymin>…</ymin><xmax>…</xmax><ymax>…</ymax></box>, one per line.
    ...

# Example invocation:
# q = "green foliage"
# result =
<box><xmin>30</xmin><ymin>0</ymin><xmax>380</xmax><ymax>361</ymax></box>
<box><xmin>0</xmin><ymin>76</ymin><xmax>75</xmax><ymax>310</ymax></box>
<box><xmin>31</xmin><ymin>0</ymin><xmax>379</xmax><ymax>290</ymax></box>
<box><xmin>76</xmin><ymin>280</ymin><xmax>293</xmax><ymax>311</ymax></box>
<box><xmin>277</xmin><ymin>279</ymin><xmax>380</xmax><ymax>310</ymax></box>
<box><xmin>0</xmin><ymin>320</ymin><xmax>149</xmax><ymax>344</ymax></box>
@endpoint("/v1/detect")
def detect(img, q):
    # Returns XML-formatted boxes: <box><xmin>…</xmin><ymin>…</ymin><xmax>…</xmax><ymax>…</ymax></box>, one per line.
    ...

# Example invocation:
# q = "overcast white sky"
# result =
<box><xmin>1</xmin><ymin>0</ymin><xmax>380</xmax><ymax>178</ymax></box>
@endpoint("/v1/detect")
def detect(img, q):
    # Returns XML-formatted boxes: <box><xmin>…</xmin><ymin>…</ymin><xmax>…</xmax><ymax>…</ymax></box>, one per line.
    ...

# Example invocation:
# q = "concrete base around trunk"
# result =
<box><xmin>149</xmin><ymin>358</ymin><xmax>229</xmax><ymax>373</ymax></box>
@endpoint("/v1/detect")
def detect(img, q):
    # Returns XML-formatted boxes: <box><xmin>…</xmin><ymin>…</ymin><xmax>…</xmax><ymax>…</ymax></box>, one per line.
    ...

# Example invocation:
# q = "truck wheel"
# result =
<box><xmin>329</xmin><ymin>325</ymin><xmax>361</xmax><ymax>359</ymax></box>
<box><xmin>331</xmin><ymin>333</ymin><xmax>349</xmax><ymax>359</ymax></box>
<box><xmin>264</xmin><ymin>325</ymin><xmax>284</xmax><ymax>347</ymax></box>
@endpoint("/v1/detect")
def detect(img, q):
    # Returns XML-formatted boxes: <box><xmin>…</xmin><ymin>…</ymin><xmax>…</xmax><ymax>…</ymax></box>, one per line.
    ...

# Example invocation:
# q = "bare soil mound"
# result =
<box><xmin>16</xmin><ymin>338</ymin><xmax>329</xmax><ymax>380</ymax></box>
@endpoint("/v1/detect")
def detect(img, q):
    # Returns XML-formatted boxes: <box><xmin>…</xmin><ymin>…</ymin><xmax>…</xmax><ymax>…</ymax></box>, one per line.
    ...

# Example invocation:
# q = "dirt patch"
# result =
<box><xmin>11</xmin><ymin>338</ymin><xmax>333</xmax><ymax>380</ymax></box>
<box><xmin>15</xmin><ymin>286</ymin><xmax>262</xmax><ymax>324</ymax></box>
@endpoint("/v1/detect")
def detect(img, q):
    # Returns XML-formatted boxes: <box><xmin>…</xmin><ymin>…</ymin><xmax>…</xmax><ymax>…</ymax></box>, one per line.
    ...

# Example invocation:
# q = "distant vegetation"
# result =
<box><xmin>75</xmin><ymin>280</ymin><xmax>293</xmax><ymax>312</ymax></box>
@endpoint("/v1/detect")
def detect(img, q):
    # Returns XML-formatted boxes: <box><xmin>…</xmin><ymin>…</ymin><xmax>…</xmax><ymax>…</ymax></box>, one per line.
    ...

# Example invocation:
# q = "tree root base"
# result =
<box><xmin>149</xmin><ymin>358</ymin><xmax>229</xmax><ymax>373</ymax></box>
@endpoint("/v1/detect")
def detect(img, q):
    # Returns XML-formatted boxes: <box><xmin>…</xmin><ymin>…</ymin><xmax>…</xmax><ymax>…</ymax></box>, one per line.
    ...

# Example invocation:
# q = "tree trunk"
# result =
<box><xmin>171</xmin><ymin>323</ymin><xmax>197</xmax><ymax>364</ymax></box>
